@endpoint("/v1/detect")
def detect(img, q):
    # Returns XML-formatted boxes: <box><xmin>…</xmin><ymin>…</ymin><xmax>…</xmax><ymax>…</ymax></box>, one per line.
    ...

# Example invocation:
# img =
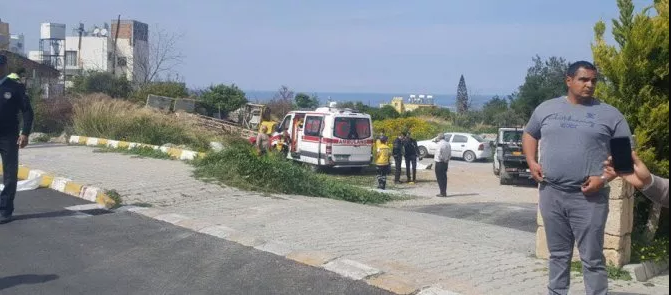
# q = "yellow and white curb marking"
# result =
<box><xmin>125</xmin><ymin>206</ymin><xmax>460</xmax><ymax>295</ymax></box>
<box><xmin>3</xmin><ymin>165</ymin><xmax>117</xmax><ymax>209</ymax></box>
<box><xmin>68</xmin><ymin>135</ymin><xmax>207</xmax><ymax>161</ymax></box>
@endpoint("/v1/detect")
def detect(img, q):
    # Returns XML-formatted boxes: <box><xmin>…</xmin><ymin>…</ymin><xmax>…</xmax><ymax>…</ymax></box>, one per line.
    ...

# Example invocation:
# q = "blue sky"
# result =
<box><xmin>0</xmin><ymin>0</ymin><xmax>653</xmax><ymax>95</ymax></box>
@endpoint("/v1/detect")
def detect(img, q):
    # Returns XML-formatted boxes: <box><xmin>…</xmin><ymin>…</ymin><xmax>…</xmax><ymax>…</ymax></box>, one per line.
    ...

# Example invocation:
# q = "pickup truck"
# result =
<box><xmin>492</xmin><ymin>128</ymin><xmax>531</xmax><ymax>185</ymax></box>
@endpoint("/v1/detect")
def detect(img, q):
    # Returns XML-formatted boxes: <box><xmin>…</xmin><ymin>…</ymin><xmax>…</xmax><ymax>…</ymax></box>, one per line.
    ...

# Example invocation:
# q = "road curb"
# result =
<box><xmin>623</xmin><ymin>260</ymin><xmax>669</xmax><ymax>282</ymax></box>
<box><xmin>124</xmin><ymin>206</ymin><xmax>457</xmax><ymax>295</ymax></box>
<box><xmin>68</xmin><ymin>135</ymin><xmax>207</xmax><ymax>160</ymax></box>
<box><xmin>5</xmin><ymin>165</ymin><xmax>117</xmax><ymax>209</ymax></box>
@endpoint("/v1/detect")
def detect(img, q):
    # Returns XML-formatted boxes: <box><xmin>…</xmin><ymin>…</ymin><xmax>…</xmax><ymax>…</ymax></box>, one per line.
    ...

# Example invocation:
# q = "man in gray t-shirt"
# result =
<box><xmin>523</xmin><ymin>61</ymin><xmax>632</xmax><ymax>295</ymax></box>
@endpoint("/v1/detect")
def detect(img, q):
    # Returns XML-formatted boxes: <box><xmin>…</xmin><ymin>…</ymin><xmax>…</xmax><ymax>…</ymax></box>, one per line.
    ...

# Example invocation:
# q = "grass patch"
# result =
<box><xmin>72</xmin><ymin>94</ymin><xmax>218</xmax><ymax>152</ymax></box>
<box><xmin>94</xmin><ymin>145</ymin><xmax>173</xmax><ymax>160</ymax></box>
<box><xmin>32</xmin><ymin>133</ymin><xmax>52</xmax><ymax>143</ymax></box>
<box><xmin>192</xmin><ymin>140</ymin><xmax>399</xmax><ymax>204</ymax></box>
<box><xmin>105</xmin><ymin>189</ymin><xmax>123</xmax><ymax>209</ymax></box>
<box><xmin>324</xmin><ymin>168</ymin><xmax>379</xmax><ymax>187</ymax></box>
<box><xmin>570</xmin><ymin>261</ymin><xmax>632</xmax><ymax>281</ymax></box>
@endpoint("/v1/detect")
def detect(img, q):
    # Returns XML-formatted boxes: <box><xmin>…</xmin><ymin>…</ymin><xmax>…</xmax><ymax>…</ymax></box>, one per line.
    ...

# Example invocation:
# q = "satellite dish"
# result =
<box><xmin>93</xmin><ymin>28</ymin><xmax>100</xmax><ymax>36</ymax></box>
<box><xmin>100</xmin><ymin>29</ymin><xmax>108</xmax><ymax>36</ymax></box>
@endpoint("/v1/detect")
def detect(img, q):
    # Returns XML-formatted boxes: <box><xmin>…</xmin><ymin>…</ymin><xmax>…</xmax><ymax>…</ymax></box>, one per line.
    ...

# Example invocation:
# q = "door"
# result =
<box><xmin>300</xmin><ymin>115</ymin><xmax>324</xmax><ymax>165</ymax></box>
<box><xmin>332</xmin><ymin>116</ymin><xmax>373</xmax><ymax>166</ymax></box>
<box><xmin>291</xmin><ymin>114</ymin><xmax>305</xmax><ymax>154</ymax></box>
<box><xmin>451</xmin><ymin>134</ymin><xmax>468</xmax><ymax>158</ymax></box>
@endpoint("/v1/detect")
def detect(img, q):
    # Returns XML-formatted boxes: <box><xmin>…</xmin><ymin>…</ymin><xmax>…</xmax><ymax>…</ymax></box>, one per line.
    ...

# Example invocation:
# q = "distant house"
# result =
<box><xmin>380</xmin><ymin>96</ymin><xmax>438</xmax><ymax>113</ymax></box>
<box><xmin>1</xmin><ymin>49</ymin><xmax>61</xmax><ymax>98</ymax></box>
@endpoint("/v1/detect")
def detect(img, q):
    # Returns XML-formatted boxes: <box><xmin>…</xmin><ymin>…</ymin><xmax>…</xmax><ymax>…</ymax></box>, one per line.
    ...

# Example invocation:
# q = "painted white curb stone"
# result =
<box><xmin>323</xmin><ymin>258</ymin><xmax>382</xmax><ymax>280</ymax></box>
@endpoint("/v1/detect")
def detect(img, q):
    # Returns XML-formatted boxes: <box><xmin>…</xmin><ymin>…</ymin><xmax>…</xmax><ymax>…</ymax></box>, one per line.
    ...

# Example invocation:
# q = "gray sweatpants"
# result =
<box><xmin>539</xmin><ymin>183</ymin><xmax>610</xmax><ymax>295</ymax></box>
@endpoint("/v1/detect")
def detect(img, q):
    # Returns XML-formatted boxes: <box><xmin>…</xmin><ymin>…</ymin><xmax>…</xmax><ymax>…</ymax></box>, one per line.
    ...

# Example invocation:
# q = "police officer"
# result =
<box><xmin>0</xmin><ymin>54</ymin><xmax>34</xmax><ymax>224</ymax></box>
<box><xmin>392</xmin><ymin>133</ymin><xmax>405</xmax><ymax>184</ymax></box>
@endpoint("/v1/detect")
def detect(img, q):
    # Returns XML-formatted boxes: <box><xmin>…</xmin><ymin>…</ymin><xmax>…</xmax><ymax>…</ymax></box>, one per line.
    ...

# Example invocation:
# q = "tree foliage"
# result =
<box><xmin>456</xmin><ymin>75</ymin><xmax>470</xmax><ymax>114</ymax></box>
<box><xmin>481</xmin><ymin>95</ymin><xmax>526</xmax><ymax>127</ymax></box>
<box><xmin>199</xmin><ymin>84</ymin><xmax>248</xmax><ymax>117</ymax></box>
<box><xmin>266</xmin><ymin>85</ymin><xmax>296</xmax><ymax>119</ymax></box>
<box><xmin>70</xmin><ymin>71</ymin><xmax>132</xmax><ymax>99</ymax></box>
<box><xmin>592</xmin><ymin>0</ymin><xmax>669</xmax><ymax>178</ymax></box>
<box><xmin>592</xmin><ymin>0</ymin><xmax>669</xmax><ymax>242</ymax></box>
<box><xmin>295</xmin><ymin>92</ymin><xmax>320</xmax><ymax>109</ymax></box>
<box><xmin>510</xmin><ymin>56</ymin><xmax>570</xmax><ymax>121</ymax></box>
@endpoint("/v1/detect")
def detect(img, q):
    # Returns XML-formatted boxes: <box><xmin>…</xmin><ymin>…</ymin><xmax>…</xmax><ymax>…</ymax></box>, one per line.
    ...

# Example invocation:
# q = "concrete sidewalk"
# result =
<box><xmin>15</xmin><ymin>144</ymin><xmax>669</xmax><ymax>295</ymax></box>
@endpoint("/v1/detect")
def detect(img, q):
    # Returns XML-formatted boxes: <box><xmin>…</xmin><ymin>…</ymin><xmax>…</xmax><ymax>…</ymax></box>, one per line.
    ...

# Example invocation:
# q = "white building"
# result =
<box><xmin>61</xmin><ymin>20</ymin><xmax>149</xmax><ymax>85</ymax></box>
<box><xmin>28</xmin><ymin>51</ymin><xmax>43</xmax><ymax>63</ymax></box>
<box><xmin>64</xmin><ymin>34</ymin><xmax>112</xmax><ymax>81</ymax></box>
<box><xmin>9</xmin><ymin>34</ymin><xmax>25</xmax><ymax>56</ymax></box>
<box><xmin>110</xmin><ymin>19</ymin><xmax>149</xmax><ymax>84</ymax></box>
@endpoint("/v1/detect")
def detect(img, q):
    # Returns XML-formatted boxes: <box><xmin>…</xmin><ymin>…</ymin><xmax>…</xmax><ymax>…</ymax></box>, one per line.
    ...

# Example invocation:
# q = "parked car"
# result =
<box><xmin>417</xmin><ymin>132</ymin><xmax>492</xmax><ymax>162</ymax></box>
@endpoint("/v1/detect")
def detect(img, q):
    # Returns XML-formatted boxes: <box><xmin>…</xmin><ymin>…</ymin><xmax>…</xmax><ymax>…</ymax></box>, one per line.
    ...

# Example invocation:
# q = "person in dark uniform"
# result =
<box><xmin>403</xmin><ymin>131</ymin><xmax>419</xmax><ymax>184</ymax></box>
<box><xmin>392</xmin><ymin>133</ymin><xmax>405</xmax><ymax>184</ymax></box>
<box><xmin>0</xmin><ymin>53</ymin><xmax>34</xmax><ymax>224</ymax></box>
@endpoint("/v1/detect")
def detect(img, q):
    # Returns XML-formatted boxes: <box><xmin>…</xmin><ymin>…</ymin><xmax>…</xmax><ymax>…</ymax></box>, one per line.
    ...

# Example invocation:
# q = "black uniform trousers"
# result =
<box><xmin>0</xmin><ymin>135</ymin><xmax>19</xmax><ymax>217</ymax></box>
<box><xmin>393</xmin><ymin>156</ymin><xmax>403</xmax><ymax>182</ymax></box>
<box><xmin>405</xmin><ymin>155</ymin><xmax>417</xmax><ymax>182</ymax></box>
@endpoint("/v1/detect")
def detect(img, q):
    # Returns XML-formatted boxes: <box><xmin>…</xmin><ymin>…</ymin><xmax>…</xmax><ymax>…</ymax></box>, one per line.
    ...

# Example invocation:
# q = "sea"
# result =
<box><xmin>243</xmin><ymin>90</ymin><xmax>494</xmax><ymax>110</ymax></box>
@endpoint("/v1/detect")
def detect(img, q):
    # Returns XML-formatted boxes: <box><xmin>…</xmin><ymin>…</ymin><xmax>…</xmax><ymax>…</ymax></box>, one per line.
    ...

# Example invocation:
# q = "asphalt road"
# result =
<box><xmin>0</xmin><ymin>189</ymin><xmax>393</xmax><ymax>295</ymax></box>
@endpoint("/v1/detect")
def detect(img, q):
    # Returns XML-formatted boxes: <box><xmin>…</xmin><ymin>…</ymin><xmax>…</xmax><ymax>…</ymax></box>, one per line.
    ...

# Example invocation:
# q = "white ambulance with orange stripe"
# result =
<box><xmin>270</xmin><ymin>102</ymin><xmax>374</xmax><ymax>171</ymax></box>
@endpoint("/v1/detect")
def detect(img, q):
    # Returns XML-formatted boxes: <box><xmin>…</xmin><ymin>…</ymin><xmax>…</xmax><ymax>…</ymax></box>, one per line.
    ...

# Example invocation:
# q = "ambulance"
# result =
<box><xmin>270</xmin><ymin>102</ymin><xmax>374</xmax><ymax>171</ymax></box>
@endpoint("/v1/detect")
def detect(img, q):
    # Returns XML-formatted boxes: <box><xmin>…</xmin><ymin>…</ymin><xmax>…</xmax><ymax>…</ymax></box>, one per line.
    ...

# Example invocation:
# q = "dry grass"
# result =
<box><xmin>72</xmin><ymin>94</ymin><xmax>219</xmax><ymax>151</ymax></box>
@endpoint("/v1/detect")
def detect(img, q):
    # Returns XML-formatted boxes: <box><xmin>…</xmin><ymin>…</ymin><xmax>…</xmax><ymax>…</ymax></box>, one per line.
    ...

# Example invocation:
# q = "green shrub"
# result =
<box><xmin>30</xmin><ymin>95</ymin><xmax>73</xmax><ymax>135</ymax></box>
<box><xmin>72</xmin><ymin>94</ymin><xmax>215</xmax><ymax>151</ymax></box>
<box><xmin>632</xmin><ymin>236</ymin><xmax>669</xmax><ymax>264</ymax></box>
<box><xmin>192</xmin><ymin>141</ymin><xmax>396</xmax><ymax>204</ymax></box>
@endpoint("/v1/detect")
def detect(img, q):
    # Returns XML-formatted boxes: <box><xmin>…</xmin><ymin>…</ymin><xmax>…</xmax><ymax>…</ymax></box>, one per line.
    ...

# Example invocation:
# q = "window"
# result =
<box><xmin>117</xmin><ymin>56</ymin><xmax>127</xmax><ymax>67</ymax></box>
<box><xmin>471</xmin><ymin>134</ymin><xmax>487</xmax><ymax>143</ymax></box>
<box><xmin>304</xmin><ymin>116</ymin><xmax>323</xmax><ymax>136</ymax></box>
<box><xmin>443</xmin><ymin>134</ymin><xmax>453</xmax><ymax>142</ymax></box>
<box><xmin>65</xmin><ymin>51</ymin><xmax>77</xmax><ymax>67</ymax></box>
<box><xmin>279</xmin><ymin>115</ymin><xmax>291</xmax><ymax>132</ymax></box>
<box><xmin>502</xmin><ymin>131</ymin><xmax>523</xmax><ymax>143</ymax></box>
<box><xmin>334</xmin><ymin>117</ymin><xmax>371</xmax><ymax>140</ymax></box>
<box><xmin>452</xmin><ymin>135</ymin><xmax>468</xmax><ymax>143</ymax></box>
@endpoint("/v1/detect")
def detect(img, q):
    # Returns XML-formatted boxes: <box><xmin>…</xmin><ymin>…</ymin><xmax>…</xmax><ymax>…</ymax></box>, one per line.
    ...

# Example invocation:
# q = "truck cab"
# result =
<box><xmin>493</xmin><ymin>127</ymin><xmax>531</xmax><ymax>185</ymax></box>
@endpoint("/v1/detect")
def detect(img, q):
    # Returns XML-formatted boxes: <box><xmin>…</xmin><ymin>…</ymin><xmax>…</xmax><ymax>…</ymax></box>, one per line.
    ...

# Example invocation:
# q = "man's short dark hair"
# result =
<box><xmin>567</xmin><ymin>61</ymin><xmax>598</xmax><ymax>77</ymax></box>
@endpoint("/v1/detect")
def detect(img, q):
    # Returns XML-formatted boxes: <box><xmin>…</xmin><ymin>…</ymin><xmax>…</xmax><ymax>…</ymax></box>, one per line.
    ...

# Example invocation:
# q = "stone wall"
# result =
<box><xmin>536</xmin><ymin>178</ymin><xmax>635</xmax><ymax>267</ymax></box>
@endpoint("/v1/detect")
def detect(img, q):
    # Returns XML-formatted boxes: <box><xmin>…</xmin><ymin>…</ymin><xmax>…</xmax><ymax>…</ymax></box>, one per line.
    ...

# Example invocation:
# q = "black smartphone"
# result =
<box><xmin>610</xmin><ymin>137</ymin><xmax>634</xmax><ymax>174</ymax></box>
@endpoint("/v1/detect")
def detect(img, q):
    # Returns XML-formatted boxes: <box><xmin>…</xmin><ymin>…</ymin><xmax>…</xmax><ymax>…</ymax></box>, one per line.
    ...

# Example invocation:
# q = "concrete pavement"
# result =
<box><xmin>0</xmin><ymin>188</ymin><xmax>394</xmax><ymax>295</ymax></box>
<box><xmin>13</xmin><ymin>144</ymin><xmax>670</xmax><ymax>295</ymax></box>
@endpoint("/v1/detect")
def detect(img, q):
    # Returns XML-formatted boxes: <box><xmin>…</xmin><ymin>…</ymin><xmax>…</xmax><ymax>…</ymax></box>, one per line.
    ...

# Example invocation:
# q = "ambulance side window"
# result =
<box><xmin>304</xmin><ymin>116</ymin><xmax>323</xmax><ymax>137</ymax></box>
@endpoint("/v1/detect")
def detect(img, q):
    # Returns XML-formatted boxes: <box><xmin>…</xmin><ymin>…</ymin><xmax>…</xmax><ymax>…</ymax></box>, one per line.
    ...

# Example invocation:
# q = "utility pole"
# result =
<box><xmin>112</xmin><ymin>14</ymin><xmax>121</xmax><ymax>76</ymax></box>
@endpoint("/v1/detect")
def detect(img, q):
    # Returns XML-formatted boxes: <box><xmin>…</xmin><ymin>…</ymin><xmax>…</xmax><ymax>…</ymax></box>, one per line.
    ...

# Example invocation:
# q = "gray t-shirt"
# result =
<box><xmin>525</xmin><ymin>97</ymin><xmax>632</xmax><ymax>192</ymax></box>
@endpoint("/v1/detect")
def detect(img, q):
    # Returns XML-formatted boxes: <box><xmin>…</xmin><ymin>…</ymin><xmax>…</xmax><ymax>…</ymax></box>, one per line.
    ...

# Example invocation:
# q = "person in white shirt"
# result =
<box><xmin>433</xmin><ymin>133</ymin><xmax>451</xmax><ymax>197</ymax></box>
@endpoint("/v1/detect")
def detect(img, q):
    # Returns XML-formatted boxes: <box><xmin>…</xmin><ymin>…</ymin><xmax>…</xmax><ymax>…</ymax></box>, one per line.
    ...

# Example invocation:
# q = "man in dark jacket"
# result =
<box><xmin>0</xmin><ymin>53</ymin><xmax>34</xmax><ymax>224</ymax></box>
<box><xmin>403</xmin><ymin>132</ymin><xmax>419</xmax><ymax>184</ymax></box>
<box><xmin>392</xmin><ymin>134</ymin><xmax>404</xmax><ymax>184</ymax></box>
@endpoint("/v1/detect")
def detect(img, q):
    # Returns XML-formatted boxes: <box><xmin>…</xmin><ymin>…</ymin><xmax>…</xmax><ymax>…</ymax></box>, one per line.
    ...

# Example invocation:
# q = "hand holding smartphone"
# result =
<box><xmin>609</xmin><ymin>137</ymin><xmax>634</xmax><ymax>174</ymax></box>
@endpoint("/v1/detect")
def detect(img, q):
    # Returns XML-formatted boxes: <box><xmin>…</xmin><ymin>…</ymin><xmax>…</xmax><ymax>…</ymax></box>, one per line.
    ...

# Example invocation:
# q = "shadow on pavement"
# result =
<box><xmin>12</xmin><ymin>210</ymin><xmax>78</xmax><ymax>221</ymax></box>
<box><xmin>0</xmin><ymin>274</ymin><xmax>59</xmax><ymax>291</ymax></box>
<box><xmin>12</xmin><ymin>209</ymin><xmax>113</xmax><ymax>221</ymax></box>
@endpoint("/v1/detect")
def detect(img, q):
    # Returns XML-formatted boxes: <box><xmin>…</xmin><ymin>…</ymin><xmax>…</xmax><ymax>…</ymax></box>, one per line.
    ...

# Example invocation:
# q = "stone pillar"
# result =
<box><xmin>536</xmin><ymin>178</ymin><xmax>635</xmax><ymax>267</ymax></box>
